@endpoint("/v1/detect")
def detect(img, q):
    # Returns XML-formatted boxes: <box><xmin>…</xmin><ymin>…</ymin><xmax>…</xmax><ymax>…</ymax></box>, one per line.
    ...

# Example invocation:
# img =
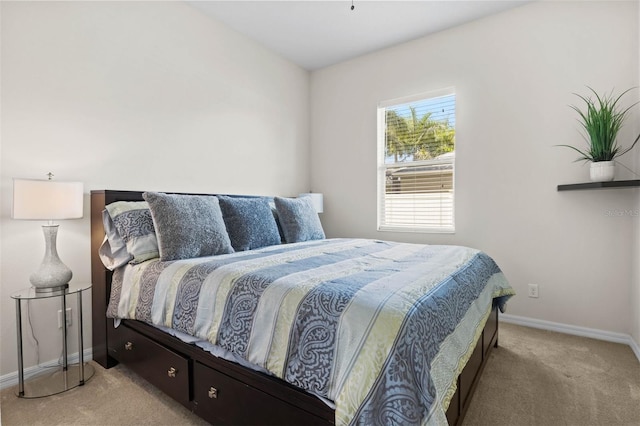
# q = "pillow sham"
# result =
<box><xmin>218</xmin><ymin>196</ymin><xmax>281</xmax><ymax>251</ymax></box>
<box><xmin>101</xmin><ymin>201</ymin><xmax>158</xmax><ymax>269</ymax></box>
<box><xmin>98</xmin><ymin>234</ymin><xmax>130</xmax><ymax>271</ymax></box>
<box><xmin>274</xmin><ymin>196</ymin><xmax>326</xmax><ymax>243</ymax></box>
<box><xmin>143</xmin><ymin>192</ymin><xmax>234</xmax><ymax>261</ymax></box>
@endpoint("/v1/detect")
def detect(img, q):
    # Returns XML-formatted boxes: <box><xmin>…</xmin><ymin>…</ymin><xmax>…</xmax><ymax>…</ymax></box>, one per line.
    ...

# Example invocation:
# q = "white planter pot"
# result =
<box><xmin>590</xmin><ymin>161</ymin><xmax>615</xmax><ymax>182</ymax></box>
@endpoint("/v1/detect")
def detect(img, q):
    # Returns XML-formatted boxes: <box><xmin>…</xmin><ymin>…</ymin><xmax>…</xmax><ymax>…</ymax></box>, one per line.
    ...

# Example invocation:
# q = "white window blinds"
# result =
<box><xmin>377</xmin><ymin>89</ymin><xmax>455</xmax><ymax>233</ymax></box>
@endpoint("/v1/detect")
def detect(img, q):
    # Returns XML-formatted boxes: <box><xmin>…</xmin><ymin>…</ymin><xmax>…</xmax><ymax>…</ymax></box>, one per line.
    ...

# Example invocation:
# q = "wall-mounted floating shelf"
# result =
<box><xmin>557</xmin><ymin>180</ymin><xmax>640</xmax><ymax>191</ymax></box>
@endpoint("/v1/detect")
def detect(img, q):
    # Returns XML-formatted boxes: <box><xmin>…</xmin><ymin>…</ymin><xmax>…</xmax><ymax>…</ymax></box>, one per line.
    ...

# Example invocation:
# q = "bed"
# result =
<box><xmin>90</xmin><ymin>189</ymin><xmax>514</xmax><ymax>425</ymax></box>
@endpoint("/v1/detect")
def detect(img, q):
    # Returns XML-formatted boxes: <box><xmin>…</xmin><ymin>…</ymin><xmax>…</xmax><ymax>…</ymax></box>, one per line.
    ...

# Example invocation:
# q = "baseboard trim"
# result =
<box><xmin>630</xmin><ymin>336</ymin><xmax>640</xmax><ymax>362</ymax></box>
<box><xmin>500</xmin><ymin>313</ymin><xmax>640</xmax><ymax>363</ymax></box>
<box><xmin>0</xmin><ymin>348</ymin><xmax>93</xmax><ymax>391</ymax></box>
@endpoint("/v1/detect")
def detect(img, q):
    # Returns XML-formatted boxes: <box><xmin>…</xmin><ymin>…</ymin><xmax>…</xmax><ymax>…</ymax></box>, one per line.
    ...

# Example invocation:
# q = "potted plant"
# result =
<box><xmin>559</xmin><ymin>87</ymin><xmax>640</xmax><ymax>182</ymax></box>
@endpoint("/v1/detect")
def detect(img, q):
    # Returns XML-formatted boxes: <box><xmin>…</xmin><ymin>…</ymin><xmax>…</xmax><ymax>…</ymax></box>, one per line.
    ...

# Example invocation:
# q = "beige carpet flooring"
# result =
<box><xmin>1</xmin><ymin>323</ymin><xmax>638</xmax><ymax>425</ymax></box>
<box><xmin>463</xmin><ymin>323</ymin><xmax>640</xmax><ymax>425</ymax></box>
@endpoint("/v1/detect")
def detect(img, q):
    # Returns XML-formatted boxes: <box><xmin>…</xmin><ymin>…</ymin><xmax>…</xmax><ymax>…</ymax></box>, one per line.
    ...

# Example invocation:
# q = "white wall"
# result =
<box><xmin>0</xmin><ymin>1</ymin><xmax>310</xmax><ymax>376</ymax></box>
<box><xmin>310</xmin><ymin>1</ymin><xmax>639</xmax><ymax>336</ymax></box>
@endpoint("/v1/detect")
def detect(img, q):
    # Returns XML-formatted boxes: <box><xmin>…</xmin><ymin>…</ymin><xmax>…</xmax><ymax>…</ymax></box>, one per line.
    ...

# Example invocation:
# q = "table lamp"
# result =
<box><xmin>12</xmin><ymin>174</ymin><xmax>83</xmax><ymax>292</ymax></box>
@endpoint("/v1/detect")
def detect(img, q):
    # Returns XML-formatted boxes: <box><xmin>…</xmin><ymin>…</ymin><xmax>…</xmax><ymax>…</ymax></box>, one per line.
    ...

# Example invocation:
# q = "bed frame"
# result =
<box><xmin>90</xmin><ymin>189</ymin><xmax>498</xmax><ymax>425</ymax></box>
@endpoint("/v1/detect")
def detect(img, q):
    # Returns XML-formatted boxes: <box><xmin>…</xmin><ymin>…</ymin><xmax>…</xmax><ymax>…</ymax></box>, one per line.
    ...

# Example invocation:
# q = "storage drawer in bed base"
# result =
<box><xmin>106</xmin><ymin>319</ymin><xmax>335</xmax><ymax>425</ymax></box>
<box><xmin>108</xmin><ymin>322</ymin><xmax>191</xmax><ymax>407</ymax></box>
<box><xmin>193</xmin><ymin>361</ymin><xmax>330</xmax><ymax>425</ymax></box>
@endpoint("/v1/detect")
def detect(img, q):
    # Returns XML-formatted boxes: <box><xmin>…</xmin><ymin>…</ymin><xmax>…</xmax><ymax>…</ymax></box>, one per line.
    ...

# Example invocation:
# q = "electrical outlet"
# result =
<box><xmin>57</xmin><ymin>308</ymin><xmax>72</xmax><ymax>328</ymax></box>
<box><xmin>528</xmin><ymin>283</ymin><xmax>539</xmax><ymax>298</ymax></box>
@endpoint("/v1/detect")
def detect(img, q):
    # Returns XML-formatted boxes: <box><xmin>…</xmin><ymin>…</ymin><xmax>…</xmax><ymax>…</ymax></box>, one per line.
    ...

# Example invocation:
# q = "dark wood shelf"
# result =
<box><xmin>557</xmin><ymin>180</ymin><xmax>640</xmax><ymax>191</ymax></box>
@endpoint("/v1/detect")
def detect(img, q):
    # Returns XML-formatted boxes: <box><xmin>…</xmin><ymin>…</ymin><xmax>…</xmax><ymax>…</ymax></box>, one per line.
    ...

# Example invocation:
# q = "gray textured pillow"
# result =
<box><xmin>218</xmin><ymin>196</ymin><xmax>281</xmax><ymax>251</ymax></box>
<box><xmin>143</xmin><ymin>192</ymin><xmax>234</xmax><ymax>261</ymax></box>
<box><xmin>274</xmin><ymin>196</ymin><xmax>326</xmax><ymax>243</ymax></box>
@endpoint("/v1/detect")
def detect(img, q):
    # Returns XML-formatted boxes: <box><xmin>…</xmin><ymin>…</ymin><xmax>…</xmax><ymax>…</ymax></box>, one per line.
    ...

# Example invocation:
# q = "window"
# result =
<box><xmin>377</xmin><ymin>88</ymin><xmax>455</xmax><ymax>233</ymax></box>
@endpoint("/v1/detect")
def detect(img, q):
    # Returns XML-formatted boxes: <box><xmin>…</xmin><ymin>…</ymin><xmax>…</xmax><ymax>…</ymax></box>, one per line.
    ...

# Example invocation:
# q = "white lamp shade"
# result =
<box><xmin>299</xmin><ymin>193</ymin><xmax>324</xmax><ymax>213</ymax></box>
<box><xmin>12</xmin><ymin>179</ymin><xmax>84</xmax><ymax>220</ymax></box>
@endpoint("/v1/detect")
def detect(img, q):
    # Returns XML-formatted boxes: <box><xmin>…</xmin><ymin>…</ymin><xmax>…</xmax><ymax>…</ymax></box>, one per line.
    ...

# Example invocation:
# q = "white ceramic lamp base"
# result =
<box><xmin>30</xmin><ymin>225</ymin><xmax>72</xmax><ymax>292</ymax></box>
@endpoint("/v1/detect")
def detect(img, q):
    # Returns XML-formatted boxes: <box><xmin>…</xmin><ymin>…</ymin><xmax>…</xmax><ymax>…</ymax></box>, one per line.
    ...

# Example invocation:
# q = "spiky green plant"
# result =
<box><xmin>558</xmin><ymin>87</ymin><xmax>640</xmax><ymax>162</ymax></box>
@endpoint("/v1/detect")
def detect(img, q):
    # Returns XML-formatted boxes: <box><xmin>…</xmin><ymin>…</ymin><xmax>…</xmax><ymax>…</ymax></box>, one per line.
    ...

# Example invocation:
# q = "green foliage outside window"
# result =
<box><xmin>385</xmin><ymin>107</ymin><xmax>455</xmax><ymax>163</ymax></box>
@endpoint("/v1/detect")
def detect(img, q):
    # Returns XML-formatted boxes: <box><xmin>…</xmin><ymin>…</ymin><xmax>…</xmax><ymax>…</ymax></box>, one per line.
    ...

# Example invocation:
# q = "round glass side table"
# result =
<box><xmin>11</xmin><ymin>282</ymin><xmax>95</xmax><ymax>398</ymax></box>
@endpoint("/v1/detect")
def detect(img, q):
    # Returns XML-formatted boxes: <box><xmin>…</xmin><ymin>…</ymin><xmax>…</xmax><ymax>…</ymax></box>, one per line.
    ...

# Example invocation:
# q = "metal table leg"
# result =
<box><xmin>61</xmin><ymin>294</ymin><xmax>68</xmax><ymax>371</ymax></box>
<box><xmin>77</xmin><ymin>291</ymin><xmax>85</xmax><ymax>385</ymax></box>
<box><xmin>15</xmin><ymin>299</ymin><xmax>24</xmax><ymax>397</ymax></box>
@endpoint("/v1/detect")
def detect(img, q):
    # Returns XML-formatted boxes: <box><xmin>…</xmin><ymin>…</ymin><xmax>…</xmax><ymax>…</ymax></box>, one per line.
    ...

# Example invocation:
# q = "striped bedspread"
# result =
<box><xmin>108</xmin><ymin>238</ymin><xmax>514</xmax><ymax>425</ymax></box>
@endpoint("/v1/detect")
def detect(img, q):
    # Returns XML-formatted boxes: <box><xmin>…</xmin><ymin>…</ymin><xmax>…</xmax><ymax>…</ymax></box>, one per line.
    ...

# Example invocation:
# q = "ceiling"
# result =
<box><xmin>187</xmin><ymin>0</ymin><xmax>532</xmax><ymax>71</ymax></box>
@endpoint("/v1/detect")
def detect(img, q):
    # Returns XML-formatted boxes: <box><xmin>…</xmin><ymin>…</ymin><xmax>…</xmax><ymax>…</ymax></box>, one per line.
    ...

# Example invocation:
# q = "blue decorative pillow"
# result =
<box><xmin>274</xmin><ymin>196</ymin><xmax>325</xmax><ymax>243</ymax></box>
<box><xmin>143</xmin><ymin>192</ymin><xmax>234</xmax><ymax>261</ymax></box>
<box><xmin>100</xmin><ymin>201</ymin><xmax>159</xmax><ymax>269</ymax></box>
<box><xmin>218</xmin><ymin>196</ymin><xmax>281</xmax><ymax>251</ymax></box>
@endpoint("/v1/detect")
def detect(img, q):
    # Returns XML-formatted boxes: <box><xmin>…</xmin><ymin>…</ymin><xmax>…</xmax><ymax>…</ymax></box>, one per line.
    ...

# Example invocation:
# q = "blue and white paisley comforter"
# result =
<box><xmin>107</xmin><ymin>238</ymin><xmax>514</xmax><ymax>425</ymax></box>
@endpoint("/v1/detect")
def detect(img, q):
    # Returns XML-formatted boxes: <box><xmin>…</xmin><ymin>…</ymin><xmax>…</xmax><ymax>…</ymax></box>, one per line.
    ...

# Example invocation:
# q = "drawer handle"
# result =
<box><xmin>208</xmin><ymin>386</ymin><xmax>218</xmax><ymax>399</ymax></box>
<box><xmin>124</xmin><ymin>342</ymin><xmax>133</xmax><ymax>351</ymax></box>
<box><xmin>167</xmin><ymin>367</ymin><xmax>177</xmax><ymax>378</ymax></box>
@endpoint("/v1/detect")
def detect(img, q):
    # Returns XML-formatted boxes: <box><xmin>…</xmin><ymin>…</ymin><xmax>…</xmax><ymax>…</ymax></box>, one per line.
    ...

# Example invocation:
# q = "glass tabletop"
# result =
<box><xmin>10</xmin><ymin>283</ymin><xmax>91</xmax><ymax>300</ymax></box>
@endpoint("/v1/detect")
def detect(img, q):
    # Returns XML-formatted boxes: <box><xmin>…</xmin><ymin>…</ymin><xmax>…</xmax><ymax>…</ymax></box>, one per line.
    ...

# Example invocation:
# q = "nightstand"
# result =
<box><xmin>11</xmin><ymin>282</ymin><xmax>94</xmax><ymax>398</ymax></box>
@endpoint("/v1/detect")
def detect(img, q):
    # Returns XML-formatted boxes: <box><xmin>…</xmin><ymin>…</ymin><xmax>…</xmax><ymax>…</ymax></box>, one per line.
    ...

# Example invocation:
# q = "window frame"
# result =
<box><xmin>376</xmin><ymin>87</ymin><xmax>456</xmax><ymax>234</ymax></box>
